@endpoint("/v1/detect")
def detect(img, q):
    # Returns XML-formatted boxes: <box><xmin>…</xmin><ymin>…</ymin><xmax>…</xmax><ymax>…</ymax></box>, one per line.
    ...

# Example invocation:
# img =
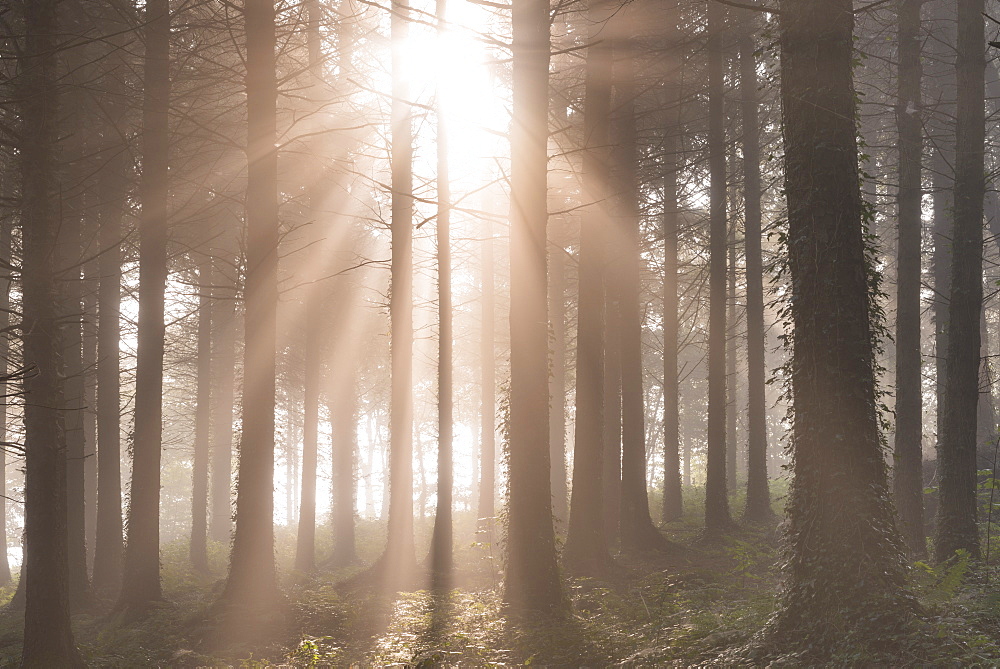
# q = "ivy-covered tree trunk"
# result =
<box><xmin>760</xmin><ymin>0</ymin><xmax>915</xmax><ymax>657</ymax></box>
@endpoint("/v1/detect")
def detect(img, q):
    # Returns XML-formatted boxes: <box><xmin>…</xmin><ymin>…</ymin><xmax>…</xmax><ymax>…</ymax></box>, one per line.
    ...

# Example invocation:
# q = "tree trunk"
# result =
<box><xmin>477</xmin><ymin>222</ymin><xmax>496</xmax><ymax>526</ymax></box>
<box><xmin>739</xmin><ymin>8</ymin><xmax>772</xmax><ymax>523</ymax></box>
<box><xmin>614</xmin><ymin>27</ymin><xmax>669</xmax><ymax>552</ymax></box>
<box><xmin>935</xmin><ymin>0</ymin><xmax>985</xmax><ymax>562</ymax></box>
<box><xmin>221</xmin><ymin>0</ymin><xmax>281</xmax><ymax>613</ymax></box>
<box><xmin>892</xmin><ymin>0</ymin><xmax>926</xmax><ymax>558</ymax></box>
<box><xmin>209</xmin><ymin>243</ymin><xmax>238</xmax><ymax>545</ymax></box>
<box><xmin>119</xmin><ymin>0</ymin><xmax>170</xmax><ymax>612</ymax></box>
<box><xmin>661</xmin><ymin>0</ymin><xmax>684</xmax><ymax>524</ymax></box>
<box><xmin>763</xmin><ymin>0</ymin><xmax>914</xmax><ymax>655</ymax></box>
<box><xmin>565</xmin><ymin>1</ymin><xmax>613</xmax><ymax>573</ymax></box>
<box><xmin>0</xmin><ymin>215</ymin><xmax>11</xmax><ymax>586</ymax></box>
<box><xmin>92</xmin><ymin>65</ymin><xmax>128</xmax><ymax>592</ymax></box>
<box><xmin>379</xmin><ymin>0</ymin><xmax>417</xmax><ymax>584</ymax></box>
<box><xmin>548</xmin><ymin>224</ymin><xmax>568</xmax><ymax>528</ymax></box>
<box><xmin>294</xmin><ymin>0</ymin><xmax>324</xmax><ymax>575</ymax></box>
<box><xmin>329</xmin><ymin>378</ymin><xmax>358</xmax><ymax>567</ymax></box>
<box><xmin>430</xmin><ymin>0</ymin><xmax>454</xmax><ymax>587</ymax></box>
<box><xmin>19</xmin><ymin>0</ymin><xmax>85</xmax><ymax>663</ymax></box>
<box><xmin>504</xmin><ymin>0</ymin><xmax>564</xmax><ymax>613</ymax></box>
<box><xmin>705</xmin><ymin>0</ymin><xmax>733</xmax><ymax>532</ymax></box>
<box><xmin>190</xmin><ymin>255</ymin><xmax>213</xmax><ymax>572</ymax></box>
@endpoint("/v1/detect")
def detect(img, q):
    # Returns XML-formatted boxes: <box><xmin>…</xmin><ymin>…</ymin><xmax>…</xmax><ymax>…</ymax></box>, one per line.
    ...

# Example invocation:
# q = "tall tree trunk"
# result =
<box><xmin>222</xmin><ymin>0</ymin><xmax>281</xmax><ymax>613</ymax></box>
<box><xmin>93</xmin><ymin>75</ymin><xmax>128</xmax><ymax>593</ymax></box>
<box><xmin>705</xmin><ymin>0</ymin><xmax>733</xmax><ymax>532</ymax></box>
<box><xmin>19</xmin><ymin>0</ymin><xmax>85</xmax><ymax>663</ymax></box>
<box><xmin>763</xmin><ymin>0</ymin><xmax>914</xmax><ymax>655</ymax></box>
<box><xmin>380</xmin><ymin>0</ymin><xmax>417</xmax><ymax>583</ymax></box>
<box><xmin>548</xmin><ymin>225</ymin><xmax>568</xmax><ymax>528</ymax></box>
<box><xmin>477</xmin><ymin>222</ymin><xmax>496</xmax><ymax>525</ymax></box>
<box><xmin>614</xmin><ymin>25</ymin><xmax>669</xmax><ymax>552</ymax></box>
<box><xmin>209</xmin><ymin>243</ymin><xmax>238</xmax><ymax>545</ymax></box>
<box><xmin>61</xmin><ymin>156</ymin><xmax>90</xmax><ymax>607</ymax></box>
<box><xmin>739</xmin><ymin>8</ymin><xmax>772</xmax><ymax>523</ymax></box>
<box><xmin>119</xmin><ymin>0</ymin><xmax>170</xmax><ymax>612</ymax></box>
<box><xmin>190</xmin><ymin>255</ymin><xmax>213</xmax><ymax>572</ymax></box>
<box><xmin>893</xmin><ymin>0</ymin><xmax>926</xmax><ymax>558</ymax></box>
<box><xmin>430</xmin><ymin>0</ymin><xmax>454</xmax><ymax>587</ymax></box>
<box><xmin>504</xmin><ymin>0</ymin><xmax>564</xmax><ymax>613</ymax></box>
<box><xmin>661</xmin><ymin>0</ymin><xmax>684</xmax><ymax>523</ymax></box>
<box><xmin>0</xmin><ymin>214</ymin><xmax>11</xmax><ymax>586</ymax></box>
<box><xmin>935</xmin><ymin>0</ymin><xmax>985</xmax><ymax>562</ymax></box>
<box><xmin>565</xmin><ymin>1</ymin><xmax>612</xmax><ymax>573</ymax></box>
<box><xmin>294</xmin><ymin>0</ymin><xmax>325</xmax><ymax>575</ymax></box>
<box><xmin>726</xmin><ymin>225</ymin><xmax>738</xmax><ymax>487</ymax></box>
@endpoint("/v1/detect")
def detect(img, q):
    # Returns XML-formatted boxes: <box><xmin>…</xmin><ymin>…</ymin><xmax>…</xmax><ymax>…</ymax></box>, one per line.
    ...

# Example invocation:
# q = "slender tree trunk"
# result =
<box><xmin>119</xmin><ymin>0</ymin><xmax>170</xmax><ymax>611</ymax></box>
<box><xmin>893</xmin><ymin>0</ymin><xmax>926</xmax><ymax>558</ymax></box>
<box><xmin>430</xmin><ymin>0</ymin><xmax>454</xmax><ymax>586</ymax></box>
<box><xmin>763</xmin><ymin>0</ymin><xmax>914</xmax><ymax>655</ymax></box>
<box><xmin>61</xmin><ymin>157</ymin><xmax>90</xmax><ymax>607</ymax></box>
<box><xmin>726</xmin><ymin>225</ymin><xmax>738</xmax><ymax>488</ymax></box>
<box><xmin>93</xmin><ymin>84</ymin><xmax>128</xmax><ymax>593</ymax></box>
<box><xmin>221</xmin><ymin>0</ymin><xmax>281</xmax><ymax>613</ymax></box>
<box><xmin>705</xmin><ymin>0</ymin><xmax>733</xmax><ymax>532</ymax></box>
<box><xmin>380</xmin><ymin>0</ymin><xmax>417</xmax><ymax>583</ymax></box>
<box><xmin>548</xmin><ymin>226</ymin><xmax>568</xmax><ymax>528</ymax></box>
<box><xmin>935</xmin><ymin>0</ymin><xmax>985</xmax><ymax>562</ymax></box>
<box><xmin>565</xmin><ymin>1</ymin><xmax>612</xmax><ymax>573</ymax></box>
<box><xmin>19</xmin><ymin>1</ymin><xmax>85</xmax><ymax>663</ymax></box>
<box><xmin>294</xmin><ymin>0</ymin><xmax>325</xmax><ymax>575</ymax></box>
<box><xmin>504</xmin><ymin>0</ymin><xmax>564</xmax><ymax>613</ymax></box>
<box><xmin>209</xmin><ymin>244</ymin><xmax>237</xmax><ymax>545</ymax></box>
<box><xmin>477</xmin><ymin>223</ymin><xmax>496</xmax><ymax>525</ymax></box>
<box><xmin>661</xmin><ymin>0</ymin><xmax>683</xmax><ymax>523</ymax></box>
<box><xmin>739</xmin><ymin>9</ymin><xmax>772</xmax><ymax>523</ymax></box>
<box><xmin>614</xmin><ymin>27</ymin><xmax>669</xmax><ymax>552</ymax></box>
<box><xmin>0</xmin><ymin>216</ymin><xmax>9</xmax><ymax>587</ymax></box>
<box><xmin>190</xmin><ymin>255</ymin><xmax>213</xmax><ymax>572</ymax></box>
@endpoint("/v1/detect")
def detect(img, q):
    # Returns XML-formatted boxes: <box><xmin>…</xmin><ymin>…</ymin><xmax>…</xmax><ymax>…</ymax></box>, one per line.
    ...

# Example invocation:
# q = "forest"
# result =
<box><xmin>4</xmin><ymin>0</ymin><xmax>1000</xmax><ymax>666</ymax></box>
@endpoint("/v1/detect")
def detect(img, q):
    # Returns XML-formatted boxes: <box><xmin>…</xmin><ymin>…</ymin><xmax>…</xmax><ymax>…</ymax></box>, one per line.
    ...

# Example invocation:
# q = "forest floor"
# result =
<box><xmin>2</xmin><ymin>488</ymin><xmax>1000</xmax><ymax>667</ymax></box>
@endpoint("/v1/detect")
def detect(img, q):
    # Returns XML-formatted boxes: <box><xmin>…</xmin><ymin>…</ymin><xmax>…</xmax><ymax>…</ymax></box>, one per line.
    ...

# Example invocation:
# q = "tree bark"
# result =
<box><xmin>661</xmin><ymin>0</ymin><xmax>684</xmax><ymax>524</ymax></box>
<box><xmin>934</xmin><ymin>0</ymin><xmax>985</xmax><ymax>562</ymax></box>
<box><xmin>762</xmin><ymin>0</ymin><xmax>915</xmax><ymax>655</ymax></box>
<box><xmin>477</xmin><ymin>222</ymin><xmax>496</xmax><ymax>526</ymax></box>
<box><xmin>19</xmin><ymin>0</ymin><xmax>85</xmax><ymax>663</ymax></box>
<box><xmin>565</xmin><ymin>1</ymin><xmax>613</xmax><ymax>573</ymax></box>
<box><xmin>893</xmin><ymin>0</ymin><xmax>926</xmax><ymax>558</ymax></box>
<box><xmin>431</xmin><ymin>0</ymin><xmax>454</xmax><ymax>587</ymax></box>
<box><xmin>705</xmin><ymin>0</ymin><xmax>733</xmax><ymax>532</ymax></box>
<box><xmin>614</xmin><ymin>26</ymin><xmax>669</xmax><ymax>552</ymax></box>
<box><xmin>190</xmin><ymin>255</ymin><xmax>213</xmax><ymax>572</ymax></box>
<box><xmin>119</xmin><ymin>0</ymin><xmax>170</xmax><ymax>612</ymax></box>
<box><xmin>504</xmin><ymin>0</ymin><xmax>564</xmax><ymax>613</ymax></box>
<box><xmin>739</xmin><ymin>8</ymin><xmax>772</xmax><ymax>523</ymax></box>
<box><xmin>221</xmin><ymin>0</ymin><xmax>281</xmax><ymax>612</ymax></box>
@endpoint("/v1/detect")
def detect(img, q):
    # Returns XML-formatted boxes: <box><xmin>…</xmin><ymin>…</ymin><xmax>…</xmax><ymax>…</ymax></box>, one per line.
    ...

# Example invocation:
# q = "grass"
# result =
<box><xmin>1</xmin><ymin>485</ymin><xmax>999</xmax><ymax>666</ymax></box>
